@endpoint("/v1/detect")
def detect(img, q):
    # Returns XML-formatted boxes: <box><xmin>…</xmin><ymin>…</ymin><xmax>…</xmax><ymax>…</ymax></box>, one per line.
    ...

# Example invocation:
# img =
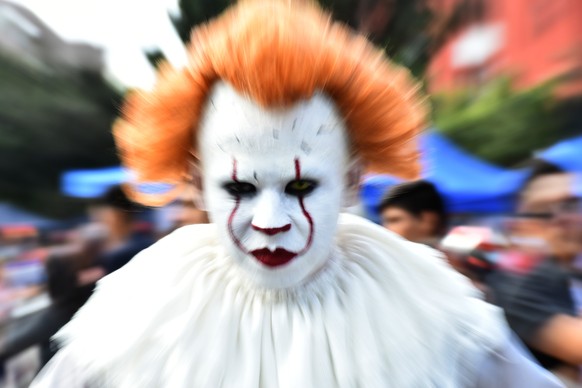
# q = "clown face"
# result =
<box><xmin>198</xmin><ymin>82</ymin><xmax>350</xmax><ymax>288</ymax></box>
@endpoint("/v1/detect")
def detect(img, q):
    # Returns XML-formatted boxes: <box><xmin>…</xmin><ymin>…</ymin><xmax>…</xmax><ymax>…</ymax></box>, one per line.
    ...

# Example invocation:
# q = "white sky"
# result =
<box><xmin>10</xmin><ymin>0</ymin><xmax>187</xmax><ymax>89</ymax></box>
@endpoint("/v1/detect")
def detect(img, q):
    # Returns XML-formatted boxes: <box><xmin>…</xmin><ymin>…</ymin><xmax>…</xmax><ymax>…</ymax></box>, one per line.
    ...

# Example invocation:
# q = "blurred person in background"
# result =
<box><xmin>489</xmin><ymin>161</ymin><xmax>582</xmax><ymax>386</ymax></box>
<box><xmin>0</xmin><ymin>185</ymin><xmax>154</xmax><ymax>377</ymax></box>
<box><xmin>380</xmin><ymin>180</ymin><xmax>498</xmax><ymax>296</ymax></box>
<box><xmin>153</xmin><ymin>182</ymin><xmax>209</xmax><ymax>239</ymax></box>
<box><xmin>85</xmin><ymin>184</ymin><xmax>154</xmax><ymax>276</ymax></box>
<box><xmin>167</xmin><ymin>184</ymin><xmax>209</xmax><ymax>232</ymax></box>
<box><xmin>379</xmin><ymin>180</ymin><xmax>448</xmax><ymax>247</ymax></box>
<box><xmin>0</xmin><ymin>229</ymin><xmax>97</xmax><ymax>382</ymax></box>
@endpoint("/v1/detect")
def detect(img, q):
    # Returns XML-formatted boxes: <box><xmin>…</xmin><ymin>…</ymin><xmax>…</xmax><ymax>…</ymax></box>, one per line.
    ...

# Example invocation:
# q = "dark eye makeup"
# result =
<box><xmin>285</xmin><ymin>179</ymin><xmax>318</xmax><ymax>197</ymax></box>
<box><xmin>222</xmin><ymin>181</ymin><xmax>257</xmax><ymax>198</ymax></box>
<box><xmin>222</xmin><ymin>179</ymin><xmax>318</xmax><ymax>198</ymax></box>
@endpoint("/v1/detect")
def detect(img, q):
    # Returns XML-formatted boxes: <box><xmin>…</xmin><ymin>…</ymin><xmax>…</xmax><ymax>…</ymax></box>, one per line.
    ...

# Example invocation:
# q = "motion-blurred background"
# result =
<box><xmin>1</xmin><ymin>0</ymin><xmax>582</xmax><ymax>386</ymax></box>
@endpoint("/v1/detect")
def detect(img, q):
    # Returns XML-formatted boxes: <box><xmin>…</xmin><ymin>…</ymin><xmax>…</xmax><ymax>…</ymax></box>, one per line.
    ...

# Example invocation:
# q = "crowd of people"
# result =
<box><xmin>0</xmin><ymin>184</ymin><xmax>208</xmax><ymax>386</ymax></box>
<box><xmin>378</xmin><ymin>161</ymin><xmax>582</xmax><ymax>386</ymax></box>
<box><xmin>3</xmin><ymin>157</ymin><xmax>581</xmax><ymax>386</ymax></box>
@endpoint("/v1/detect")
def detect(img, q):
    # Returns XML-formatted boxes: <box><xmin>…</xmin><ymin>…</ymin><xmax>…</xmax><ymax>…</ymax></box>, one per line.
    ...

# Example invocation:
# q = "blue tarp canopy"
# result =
<box><xmin>61</xmin><ymin>167</ymin><xmax>175</xmax><ymax>199</ymax></box>
<box><xmin>0</xmin><ymin>203</ymin><xmax>56</xmax><ymax>227</ymax></box>
<box><xmin>538</xmin><ymin>135</ymin><xmax>582</xmax><ymax>172</ymax></box>
<box><xmin>360</xmin><ymin>132</ymin><xmax>529</xmax><ymax>221</ymax></box>
<box><xmin>61</xmin><ymin>167</ymin><xmax>128</xmax><ymax>198</ymax></box>
<box><xmin>63</xmin><ymin>132</ymin><xmax>529</xmax><ymax>219</ymax></box>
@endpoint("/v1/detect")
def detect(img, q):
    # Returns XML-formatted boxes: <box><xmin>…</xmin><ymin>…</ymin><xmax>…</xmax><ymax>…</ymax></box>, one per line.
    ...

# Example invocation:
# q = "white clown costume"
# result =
<box><xmin>33</xmin><ymin>1</ymin><xmax>562</xmax><ymax>387</ymax></box>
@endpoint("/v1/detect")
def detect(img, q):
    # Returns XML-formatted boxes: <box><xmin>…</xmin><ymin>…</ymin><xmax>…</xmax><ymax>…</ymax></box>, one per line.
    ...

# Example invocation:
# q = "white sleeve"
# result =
<box><xmin>476</xmin><ymin>334</ymin><xmax>564</xmax><ymax>388</ymax></box>
<box><xmin>30</xmin><ymin>347</ymin><xmax>96</xmax><ymax>388</ymax></box>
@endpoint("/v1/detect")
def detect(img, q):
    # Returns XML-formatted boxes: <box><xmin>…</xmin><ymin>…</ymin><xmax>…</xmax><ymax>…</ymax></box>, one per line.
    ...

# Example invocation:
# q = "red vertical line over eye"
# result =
<box><xmin>295</xmin><ymin>158</ymin><xmax>314</xmax><ymax>255</ymax></box>
<box><xmin>228</xmin><ymin>158</ymin><xmax>247</xmax><ymax>253</ymax></box>
<box><xmin>231</xmin><ymin>158</ymin><xmax>239</xmax><ymax>182</ymax></box>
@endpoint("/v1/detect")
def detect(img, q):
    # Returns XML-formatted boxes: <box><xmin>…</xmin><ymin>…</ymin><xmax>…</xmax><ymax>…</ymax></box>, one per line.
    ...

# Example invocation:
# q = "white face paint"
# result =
<box><xmin>198</xmin><ymin>82</ymin><xmax>350</xmax><ymax>288</ymax></box>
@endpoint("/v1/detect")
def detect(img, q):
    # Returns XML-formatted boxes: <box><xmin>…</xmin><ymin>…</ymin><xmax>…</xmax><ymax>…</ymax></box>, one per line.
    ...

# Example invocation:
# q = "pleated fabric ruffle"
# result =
<box><xmin>55</xmin><ymin>214</ymin><xmax>506</xmax><ymax>388</ymax></box>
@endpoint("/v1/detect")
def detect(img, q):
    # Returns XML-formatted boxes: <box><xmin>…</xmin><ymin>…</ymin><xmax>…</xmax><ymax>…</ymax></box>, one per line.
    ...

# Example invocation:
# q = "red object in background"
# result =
<box><xmin>20</xmin><ymin>248</ymin><xmax>49</xmax><ymax>262</ymax></box>
<box><xmin>0</xmin><ymin>225</ymin><xmax>37</xmax><ymax>239</ymax></box>
<box><xmin>440</xmin><ymin>226</ymin><xmax>506</xmax><ymax>254</ymax></box>
<box><xmin>428</xmin><ymin>0</ymin><xmax>582</xmax><ymax>96</ymax></box>
<box><xmin>440</xmin><ymin>226</ymin><xmax>508</xmax><ymax>274</ymax></box>
<box><xmin>133</xmin><ymin>221</ymin><xmax>153</xmax><ymax>234</ymax></box>
<box><xmin>441</xmin><ymin>225</ymin><xmax>546</xmax><ymax>275</ymax></box>
<box><xmin>496</xmin><ymin>250</ymin><xmax>545</xmax><ymax>275</ymax></box>
<box><xmin>467</xmin><ymin>254</ymin><xmax>491</xmax><ymax>269</ymax></box>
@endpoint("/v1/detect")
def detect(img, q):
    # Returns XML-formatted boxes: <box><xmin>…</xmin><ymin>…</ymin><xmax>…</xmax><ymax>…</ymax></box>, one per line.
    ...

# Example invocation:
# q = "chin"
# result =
<box><xmin>236</xmin><ymin>251</ymin><xmax>327</xmax><ymax>289</ymax></box>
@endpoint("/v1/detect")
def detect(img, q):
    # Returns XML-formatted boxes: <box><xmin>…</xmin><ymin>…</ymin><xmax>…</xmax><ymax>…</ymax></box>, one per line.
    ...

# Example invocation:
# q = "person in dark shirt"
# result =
<box><xmin>489</xmin><ymin>162</ymin><xmax>582</xmax><ymax>385</ymax></box>
<box><xmin>88</xmin><ymin>185</ymin><xmax>154</xmax><ymax>274</ymax></box>
<box><xmin>492</xmin><ymin>258</ymin><xmax>578</xmax><ymax>366</ymax></box>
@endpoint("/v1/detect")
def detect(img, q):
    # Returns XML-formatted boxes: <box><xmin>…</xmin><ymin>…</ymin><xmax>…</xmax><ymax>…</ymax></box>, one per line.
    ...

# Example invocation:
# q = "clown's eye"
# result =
<box><xmin>285</xmin><ymin>179</ymin><xmax>317</xmax><ymax>197</ymax></box>
<box><xmin>223</xmin><ymin>182</ymin><xmax>257</xmax><ymax>198</ymax></box>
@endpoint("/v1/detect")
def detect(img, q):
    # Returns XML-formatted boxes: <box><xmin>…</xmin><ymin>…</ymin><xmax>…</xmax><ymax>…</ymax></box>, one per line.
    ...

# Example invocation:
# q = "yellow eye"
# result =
<box><xmin>290</xmin><ymin>181</ymin><xmax>311</xmax><ymax>190</ymax></box>
<box><xmin>285</xmin><ymin>180</ymin><xmax>317</xmax><ymax>196</ymax></box>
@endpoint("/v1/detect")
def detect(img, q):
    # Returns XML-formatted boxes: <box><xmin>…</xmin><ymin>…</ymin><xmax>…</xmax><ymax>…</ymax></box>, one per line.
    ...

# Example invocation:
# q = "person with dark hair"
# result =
<box><xmin>86</xmin><ymin>185</ymin><xmax>153</xmax><ymax>275</ymax></box>
<box><xmin>521</xmin><ymin>160</ymin><xmax>564</xmax><ymax>190</ymax></box>
<box><xmin>378</xmin><ymin>180</ymin><xmax>448</xmax><ymax>246</ymax></box>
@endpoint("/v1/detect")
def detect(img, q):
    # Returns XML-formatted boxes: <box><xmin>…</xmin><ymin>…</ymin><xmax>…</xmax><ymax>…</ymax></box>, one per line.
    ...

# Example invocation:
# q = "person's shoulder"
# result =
<box><xmin>135</xmin><ymin>223</ymin><xmax>218</xmax><ymax>260</ymax></box>
<box><xmin>515</xmin><ymin>259</ymin><xmax>572</xmax><ymax>302</ymax></box>
<box><xmin>50</xmin><ymin>223</ymin><xmax>223</xmax><ymax>373</ymax></box>
<box><xmin>475</xmin><ymin>333</ymin><xmax>564</xmax><ymax>388</ymax></box>
<box><xmin>492</xmin><ymin>258</ymin><xmax>576</xmax><ymax>344</ymax></box>
<box><xmin>158</xmin><ymin>223</ymin><xmax>217</xmax><ymax>245</ymax></box>
<box><xmin>30</xmin><ymin>345</ymin><xmax>97</xmax><ymax>388</ymax></box>
<box><xmin>337</xmin><ymin>212</ymin><xmax>504</xmax><ymax>341</ymax></box>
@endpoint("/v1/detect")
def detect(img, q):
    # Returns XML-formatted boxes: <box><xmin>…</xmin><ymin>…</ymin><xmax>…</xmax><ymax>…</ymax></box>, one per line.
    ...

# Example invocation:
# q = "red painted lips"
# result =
<box><xmin>251</xmin><ymin>248</ymin><xmax>298</xmax><ymax>267</ymax></box>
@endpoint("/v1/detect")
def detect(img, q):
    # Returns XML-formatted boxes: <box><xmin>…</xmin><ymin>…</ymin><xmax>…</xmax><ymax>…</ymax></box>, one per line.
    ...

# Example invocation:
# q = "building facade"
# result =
<box><xmin>428</xmin><ymin>0</ymin><xmax>582</xmax><ymax>95</ymax></box>
<box><xmin>0</xmin><ymin>0</ymin><xmax>103</xmax><ymax>73</ymax></box>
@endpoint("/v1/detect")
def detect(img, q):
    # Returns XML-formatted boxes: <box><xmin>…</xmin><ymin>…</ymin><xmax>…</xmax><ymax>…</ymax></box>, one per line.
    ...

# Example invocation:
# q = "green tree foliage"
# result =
<box><xmin>144</xmin><ymin>48</ymin><xmax>168</xmax><ymax>70</ymax></box>
<box><xmin>171</xmin><ymin>0</ymin><xmax>234</xmax><ymax>43</ymax></box>
<box><xmin>323</xmin><ymin>0</ymin><xmax>433</xmax><ymax>76</ymax></box>
<box><xmin>171</xmin><ymin>0</ymin><xmax>471</xmax><ymax>77</ymax></box>
<box><xmin>0</xmin><ymin>54</ymin><xmax>122</xmax><ymax>218</ymax></box>
<box><xmin>6</xmin><ymin>0</ymin><xmax>563</xmax><ymax>219</ymax></box>
<box><xmin>432</xmin><ymin>78</ymin><xmax>581</xmax><ymax>166</ymax></box>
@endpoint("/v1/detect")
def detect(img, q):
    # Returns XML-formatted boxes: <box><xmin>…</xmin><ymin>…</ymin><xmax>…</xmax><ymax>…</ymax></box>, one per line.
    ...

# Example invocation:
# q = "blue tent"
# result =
<box><xmin>360</xmin><ymin>132</ymin><xmax>528</xmax><ymax>221</ymax></box>
<box><xmin>538</xmin><ymin>135</ymin><xmax>582</xmax><ymax>172</ymax></box>
<box><xmin>61</xmin><ymin>167</ymin><xmax>129</xmax><ymax>198</ymax></box>
<box><xmin>0</xmin><ymin>203</ymin><xmax>56</xmax><ymax>227</ymax></box>
<box><xmin>61</xmin><ymin>167</ymin><xmax>176</xmax><ymax>199</ymax></box>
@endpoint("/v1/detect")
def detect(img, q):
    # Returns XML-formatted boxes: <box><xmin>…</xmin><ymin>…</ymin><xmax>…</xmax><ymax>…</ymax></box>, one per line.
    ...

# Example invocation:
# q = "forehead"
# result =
<box><xmin>382</xmin><ymin>207</ymin><xmax>414</xmax><ymax>218</ymax></box>
<box><xmin>197</xmin><ymin>82</ymin><xmax>349</xmax><ymax>169</ymax></box>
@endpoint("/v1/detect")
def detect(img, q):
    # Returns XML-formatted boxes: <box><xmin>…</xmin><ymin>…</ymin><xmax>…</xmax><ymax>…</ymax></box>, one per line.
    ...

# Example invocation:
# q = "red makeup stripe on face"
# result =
<box><xmin>294</xmin><ymin>158</ymin><xmax>301</xmax><ymax>180</ymax></box>
<box><xmin>227</xmin><ymin>158</ymin><xmax>248</xmax><ymax>253</ymax></box>
<box><xmin>295</xmin><ymin>158</ymin><xmax>314</xmax><ymax>255</ymax></box>
<box><xmin>298</xmin><ymin>197</ymin><xmax>314</xmax><ymax>255</ymax></box>
<box><xmin>231</xmin><ymin>158</ymin><xmax>239</xmax><ymax>182</ymax></box>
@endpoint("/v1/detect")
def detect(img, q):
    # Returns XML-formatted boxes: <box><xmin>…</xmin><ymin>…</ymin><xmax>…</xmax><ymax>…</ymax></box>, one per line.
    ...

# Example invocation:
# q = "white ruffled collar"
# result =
<box><xmin>57</xmin><ymin>214</ymin><xmax>506</xmax><ymax>388</ymax></box>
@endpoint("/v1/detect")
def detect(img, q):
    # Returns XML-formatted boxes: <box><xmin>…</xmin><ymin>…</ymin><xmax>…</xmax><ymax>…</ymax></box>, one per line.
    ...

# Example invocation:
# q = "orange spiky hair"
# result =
<box><xmin>114</xmin><ymin>0</ymin><xmax>426</xmax><ymax>206</ymax></box>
